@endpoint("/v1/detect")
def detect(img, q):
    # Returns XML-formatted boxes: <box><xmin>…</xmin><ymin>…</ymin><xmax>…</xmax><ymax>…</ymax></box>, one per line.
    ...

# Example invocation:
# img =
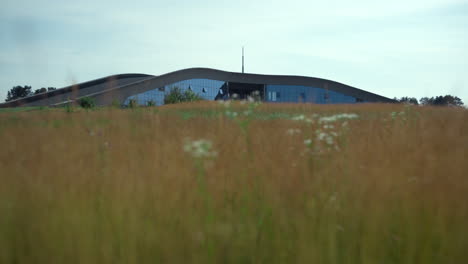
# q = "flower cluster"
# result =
<box><xmin>225</xmin><ymin>110</ymin><xmax>239</xmax><ymax>118</ymax></box>
<box><xmin>318</xmin><ymin>113</ymin><xmax>359</xmax><ymax>123</ymax></box>
<box><xmin>217</xmin><ymin>100</ymin><xmax>231</xmax><ymax>107</ymax></box>
<box><xmin>391</xmin><ymin>111</ymin><xmax>406</xmax><ymax>120</ymax></box>
<box><xmin>286</xmin><ymin>128</ymin><xmax>302</xmax><ymax>135</ymax></box>
<box><xmin>183</xmin><ymin>139</ymin><xmax>218</xmax><ymax>158</ymax></box>
<box><xmin>315</xmin><ymin>128</ymin><xmax>338</xmax><ymax>147</ymax></box>
<box><xmin>291</xmin><ymin>114</ymin><xmax>314</xmax><ymax>124</ymax></box>
<box><xmin>219</xmin><ymin>95</ymin><xmax>260</xmax><ymax>120</ymax></box>
<box><xmin>300</xmin><ymin>113</ymin><xmax>359</xmax><ymax>153</ymax></box>
<box><xmin>303</xmin><ymin>128</ymin><xmax>340</xmax><ymax>153</ymax></box>
<box><xmin>303</xmin><ymin>138</ymin><xmax>313</xmax><ymax>147</ymax></box>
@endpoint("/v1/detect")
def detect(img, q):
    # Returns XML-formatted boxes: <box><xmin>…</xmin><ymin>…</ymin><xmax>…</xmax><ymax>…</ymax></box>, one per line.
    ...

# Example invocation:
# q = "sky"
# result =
<box><xmin>1</xmin><ymin>0</ymin><xmax>468</xmax><ymax>103</ymax></box>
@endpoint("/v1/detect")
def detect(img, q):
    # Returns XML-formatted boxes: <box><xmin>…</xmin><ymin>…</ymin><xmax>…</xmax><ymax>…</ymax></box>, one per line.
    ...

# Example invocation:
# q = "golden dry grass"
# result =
<box><xmin>0</xmin><ymin>102</ymin><xmax>467</xmax><ymax>263</ymax></box>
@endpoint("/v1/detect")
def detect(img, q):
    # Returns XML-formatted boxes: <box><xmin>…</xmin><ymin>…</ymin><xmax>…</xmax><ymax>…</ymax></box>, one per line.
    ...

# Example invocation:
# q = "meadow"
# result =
<box><xmin>0</xmin><ymin>102</ymin><xmax>467</xmax><ymax>263</ymax></box>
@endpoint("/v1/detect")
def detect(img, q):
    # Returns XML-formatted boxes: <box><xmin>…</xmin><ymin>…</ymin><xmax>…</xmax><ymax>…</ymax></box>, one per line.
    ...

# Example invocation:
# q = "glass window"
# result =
<box><xmin>123</xmin><ymin>78</ymin><xmax>225</xmax><ymax>106</ymax></box>
<box><xmin>124</xmin><ymin>80</ymin><xmax>359</xmax><ymax>105</ymax></box>
<box><xmin>266</xmin><ymin>84</ymin><xmax>356</xmax><ymax>104</ymax></box>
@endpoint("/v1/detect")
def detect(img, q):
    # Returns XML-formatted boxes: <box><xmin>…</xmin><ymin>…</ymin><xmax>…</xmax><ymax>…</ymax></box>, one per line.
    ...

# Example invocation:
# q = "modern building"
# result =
<box><xmin>0</xmin><ymin>68</ymin><xmax>394</xmax><ymax>108</ymax></box>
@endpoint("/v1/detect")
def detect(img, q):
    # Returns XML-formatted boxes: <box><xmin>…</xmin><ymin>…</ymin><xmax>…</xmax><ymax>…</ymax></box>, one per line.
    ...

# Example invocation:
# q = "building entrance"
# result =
<box><xmin>227</xmin><ymin>82</ymin><xmax>264</xmax><ymax>100</ymax></box>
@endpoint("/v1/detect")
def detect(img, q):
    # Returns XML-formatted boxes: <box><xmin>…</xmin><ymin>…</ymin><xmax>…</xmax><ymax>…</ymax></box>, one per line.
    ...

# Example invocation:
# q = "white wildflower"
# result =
<box><xmin>291</xmin><ymin>114</ymin><xmax>305</xmax><ymax>121</ymax></box>
<box><xmin>319</xmin><ymin>113</ymin><xmax>359</xmax><ymax>123</ymax></box>
<box><xmin>304</xmin><ymin>139</ymin><xmax>313</xmax><ymax>146</ymax></box>
<box><xmin>218</xmin><ymin>100</ymin><xmax>231</xmax><ymax>107</ymax></box>
<box><xmin>391</xmin><ymin>111</ymin><xmax>406</xmax><ymax>120</ymax></box>
<box><xmin>183</xmin><ymin>139</ymin><xmax>218</xmax><ymax>158</ymax></box>
<box><xmin>225</xmin><ymin>110</ymin><xmax>238</xmax><ymax>118</ymax></box>
<box><xmin>317</xmin><ymin>132</ymin><xmax>328</xmax><ymax>141</ymax></box>
<box><xmin>291</xmin><ymin>114</ymin><xmax>315</xmax><ymax>124</ymax></box>
<box><xmin>243</xmin><ymin>110</ymin><xmax>252</xmax><ymax>116</ymax></box>
<box><xmin>286</xmin><ymin>128</ymin><xmax>301</xmax><ymax>135</ymax></box>
<box><xmin>318</xmin><ymin>116</ymin><xmax>337</xmax><ymax>123</ymax></box>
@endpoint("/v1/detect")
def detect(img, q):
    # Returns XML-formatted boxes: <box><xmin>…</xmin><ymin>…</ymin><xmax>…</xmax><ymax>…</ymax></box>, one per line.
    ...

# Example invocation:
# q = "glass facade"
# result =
<box><xmin>123</xmin><ymin>79</ymin><xmax>359</xmax><ymax>106</ymax></box>
<box><xmin>265</xmin><ymin>85</ymin><xmax>357</xmax><ymax>104</ymax></box>
<box><xmin>124</xmin><ymin>78</ymin><xmax>225</xmax><ymax>106</ymax></box>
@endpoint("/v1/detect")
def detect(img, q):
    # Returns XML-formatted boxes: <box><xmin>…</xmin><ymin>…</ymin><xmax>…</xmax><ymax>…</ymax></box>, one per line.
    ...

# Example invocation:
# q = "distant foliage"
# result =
<box><xmin>420</xmin><ymin>95</ymin><xmax>464</xmax><ymax>107</ymax></box>
<box><xmin>164</xmin><ymin>87</ymin><xmax>203</xmax><ymax>105</ymax></box>
<box><xmin>78</xmin><ymin>97</ymin><xmax>96</xmax><ymax>109</ymax></box>
<box><xmin>64</xmin><ymin>102</ymin><xmax>74</xmax><ymax>113</ymax></box>
<box><xmin>6</xmin><ymin>85</ymin><xmax>32</xmax><ymax>102</ymax></box>
<box><xmin>128</xmin><ymin>99</ymin><xmax>138</xmax><ymax>108</ymax></box>
<box><xmin>34</xmin><ymin>87</ymin><xmax>56</xmax><ymax>95</ymax></box>
<box><xmin>111</xmin><ymin>99</ymin><xmax>121</xmax><ymax>108</ymax></box>
<box><xmin>395</xmin><ymin>97</ymin><xmax>419</xmax><ymax>105</ymax></box>
<box><xmin>394</xmin><ymin>95</ymin><xmax>464</xmax><ymax>107</ymax></box>
<box><xmin>147</xmin><ymin>100</ymin><xmax>156</xmax><ymax>107</ymax></box>
<box><xmin>5</xmin><ymin>86</ymin><xmax>56</xmax><ymax>102</ymax></box>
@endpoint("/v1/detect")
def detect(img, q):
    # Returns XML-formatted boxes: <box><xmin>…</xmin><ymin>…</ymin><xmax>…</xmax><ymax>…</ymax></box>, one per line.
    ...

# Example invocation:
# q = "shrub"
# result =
<box><xmin>147</xmin><ymin>100</ymin><xmax>156</xmax><ymax>107</ymax></box>
<box><xmin>183</xmin><ymin>90</ymin><xmax>203</xmax><ymax>102</ymax></box>
<box><xmin>164</xmin><ymin>87</ymin><xmax>203</xmax><ymax>105</ymax></box>
<box><xmin>64</xmin><ymin>102</ymin><xmax>74</xmax><ymax>113</ymax></box>
<box><xmin>111</xmin><ymin>99</ymin><xmax>121</xmax><ymax>108</ymax></box>
<box><xmin>128</xmin><ymin>99</ymin><xmax>138</xmax><ymax>108</ymax></box>
<box><xmin>78</xmin><ymin>97</ymin><xmax>96</xmax><ymax>109</ymax></box>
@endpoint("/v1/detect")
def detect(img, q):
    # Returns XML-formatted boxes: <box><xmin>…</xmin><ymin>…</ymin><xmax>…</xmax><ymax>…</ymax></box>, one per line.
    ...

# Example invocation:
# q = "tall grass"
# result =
<box><xmin>0</xmin><ymin>102</ymin><xmax>467</xmax><ymax>263</ymax></box>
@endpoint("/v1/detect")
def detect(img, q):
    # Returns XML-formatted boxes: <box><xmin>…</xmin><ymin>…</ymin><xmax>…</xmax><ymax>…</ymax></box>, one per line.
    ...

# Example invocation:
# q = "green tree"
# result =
<box><xmin>78</xmin><ymin>97</ymin><xmax>96</xmax><ymax>109</ymax></box>
<box><xmin>34</xmin><ymin>87</ymin><xmax>56</xmax><ymax>95</ymax></box>
<box><xmin>164</xmin><ymin>87</ymin><xmax>203</xmax><ymax>104</ymax></box>
<box><xmin>128</xmin><ymin>99</ymin><xmax>138</xmax><ymax>108</ymax></box>
<box><xmin>395</xmin><ymin>97</ymin><xmax>419</xmax><ymax>105</ymax></box>
<box><xmin>420</xmin><ymin>95</ymin><xmax>464</xmax><ymax>107</ymax></box>
<box><xmin>6</xmin><ymin>85</ymin><xmax>32</xmax><ymax>102</ymax></box>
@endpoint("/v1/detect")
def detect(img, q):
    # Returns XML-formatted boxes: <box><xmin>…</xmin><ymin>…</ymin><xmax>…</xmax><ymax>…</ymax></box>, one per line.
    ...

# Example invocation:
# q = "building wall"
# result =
<box><xmin>123</xmin><ymin>79</ymin><xmax>360</xmax><ymax>106</ymax></box>
<box><xmin>266</xmin><ymin>85</ymin><xmax>357</xmax><ymax>104</ymax></box>
<box><xmin>123</xmin><ymin>79</ymin><xmax>225</xmax><ymax>106</ymax></box>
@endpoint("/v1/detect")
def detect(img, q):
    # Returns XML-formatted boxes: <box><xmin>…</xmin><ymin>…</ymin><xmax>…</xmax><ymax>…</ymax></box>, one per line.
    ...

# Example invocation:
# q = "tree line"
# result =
<box><xmin>394</xmin><ymin>95</ymin><xmax>464</xmax><ymax>107</ymax></box>
<box><xmin>5</xmin><ymin>85</ymin><xmax>57</xmax><ymax>102</ymax></box>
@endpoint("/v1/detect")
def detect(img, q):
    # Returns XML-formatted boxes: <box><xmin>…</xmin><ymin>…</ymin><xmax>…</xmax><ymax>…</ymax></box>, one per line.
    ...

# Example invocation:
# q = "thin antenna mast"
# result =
<box><xmin>242</xmin><ymin>46</ymin><xmax>244</xmax><ymax>73</ymax></box>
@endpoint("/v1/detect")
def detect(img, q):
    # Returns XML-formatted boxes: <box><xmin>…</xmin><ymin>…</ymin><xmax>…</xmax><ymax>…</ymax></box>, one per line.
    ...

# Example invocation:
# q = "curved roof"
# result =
<box><xmin>0</xmin><ymin>68</ymin><xmax>394</xmax><ymax>107</ymax></box>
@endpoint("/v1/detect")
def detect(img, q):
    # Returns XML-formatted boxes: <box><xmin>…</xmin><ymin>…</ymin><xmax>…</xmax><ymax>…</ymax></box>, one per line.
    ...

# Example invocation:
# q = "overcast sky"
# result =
<box><xmin>1</xmin><ymin>0</ymin><xmax>468</xmax><ymax>103</ymax></box>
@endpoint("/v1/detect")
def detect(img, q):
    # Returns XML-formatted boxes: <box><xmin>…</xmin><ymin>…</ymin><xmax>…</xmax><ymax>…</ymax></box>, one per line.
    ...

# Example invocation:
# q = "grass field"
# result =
<box><xmin>0</xmin><ymin>102</ymin><xmax>467</xmax><ymax>263</ymax></box>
